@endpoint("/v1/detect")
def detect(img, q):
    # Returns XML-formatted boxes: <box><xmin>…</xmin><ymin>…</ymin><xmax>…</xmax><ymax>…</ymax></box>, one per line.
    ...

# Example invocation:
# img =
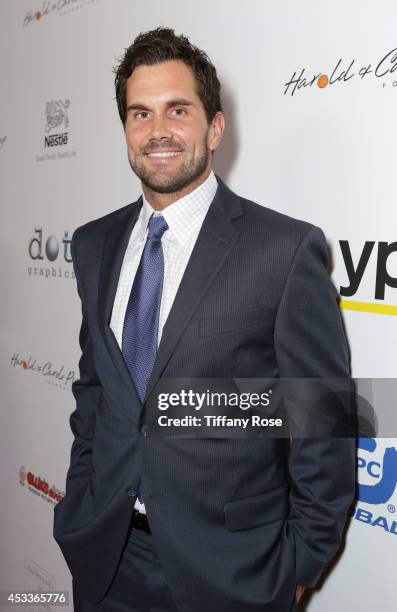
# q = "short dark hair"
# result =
<box><xmin>114</xmin><ymin>27</ymin><xmax>223</xmax><ymax>125</ymax></box>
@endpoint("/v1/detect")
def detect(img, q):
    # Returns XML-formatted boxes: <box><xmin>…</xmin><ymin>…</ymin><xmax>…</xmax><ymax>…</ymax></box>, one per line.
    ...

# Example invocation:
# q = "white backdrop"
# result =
<box><xmin>1</xmin><ymin>1</ymin><xmax>396</xmax><ymax>610</ymax></box>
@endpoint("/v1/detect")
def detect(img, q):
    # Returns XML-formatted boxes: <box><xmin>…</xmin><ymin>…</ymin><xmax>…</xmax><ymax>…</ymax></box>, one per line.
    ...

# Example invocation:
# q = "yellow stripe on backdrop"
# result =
<box><xmin>339</xmin><ymin>300</ymin><xmax>397</xmax><ymax>317</ymax></box>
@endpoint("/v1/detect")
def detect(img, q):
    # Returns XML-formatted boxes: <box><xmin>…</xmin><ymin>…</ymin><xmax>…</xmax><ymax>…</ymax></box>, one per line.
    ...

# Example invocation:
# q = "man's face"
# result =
<box><xmin>124</xmin><ymin>60</ymin><xmax>222</xmax><ymax>194</ymax></box>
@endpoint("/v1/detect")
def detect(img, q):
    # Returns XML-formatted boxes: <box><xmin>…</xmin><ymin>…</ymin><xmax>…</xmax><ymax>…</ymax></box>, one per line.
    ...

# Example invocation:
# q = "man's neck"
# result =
<box><xmin>142</xmin><ymin>168</ymin><xmax>212</xmax><ymax>211</ymax></box>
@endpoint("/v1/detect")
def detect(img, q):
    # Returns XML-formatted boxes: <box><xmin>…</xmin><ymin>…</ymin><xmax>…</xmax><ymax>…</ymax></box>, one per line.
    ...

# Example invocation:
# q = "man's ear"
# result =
<box><xmin>208</xmin><ymin>112</ymin><xmax>225</xmax><ymax>152</ymax></box>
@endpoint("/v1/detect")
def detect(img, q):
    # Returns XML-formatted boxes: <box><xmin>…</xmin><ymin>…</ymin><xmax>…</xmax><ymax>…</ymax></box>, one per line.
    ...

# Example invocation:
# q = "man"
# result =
<box><xmin>53</xmin><ymin>28</ymin><xmax>356</xmax><ymax>611</ymax></box>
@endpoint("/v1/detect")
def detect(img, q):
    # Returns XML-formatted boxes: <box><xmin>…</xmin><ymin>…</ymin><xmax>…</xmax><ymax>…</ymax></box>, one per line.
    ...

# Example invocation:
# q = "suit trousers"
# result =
<box><xmin>72</xmin><ymin>523</ymin><xmax>299</xmax><ymax>612</ymax></box>
<box><xmin>73</xmin><ymin>523</ymin><xmax>179</xmax><ymax>611</ymax></box>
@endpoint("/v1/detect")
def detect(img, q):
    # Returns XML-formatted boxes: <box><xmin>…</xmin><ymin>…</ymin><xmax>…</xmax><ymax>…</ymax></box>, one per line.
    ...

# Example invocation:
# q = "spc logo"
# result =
<box><xmin>44</xmin><ymin>99</ymin><xmax>70</xmax><ymax>148</ymax></box>
<box><xmin>351</xmin><ymin>437</ymin><xmax>397</xmax><ymax>535</ymax></box>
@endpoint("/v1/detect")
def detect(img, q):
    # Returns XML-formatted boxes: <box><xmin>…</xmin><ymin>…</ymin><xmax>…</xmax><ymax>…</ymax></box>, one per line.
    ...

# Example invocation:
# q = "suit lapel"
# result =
<box><xmin>97</xmin><ymin>197</ymin><xmax>143</xmax><ymax>420</ymax></box>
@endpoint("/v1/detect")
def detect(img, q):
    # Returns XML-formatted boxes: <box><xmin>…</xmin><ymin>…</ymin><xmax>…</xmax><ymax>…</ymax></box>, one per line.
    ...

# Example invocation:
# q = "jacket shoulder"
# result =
<box><xmin>72</xmin><ymin>200</ymin><xmax>140</xmax><ymax>246</ymax></box>
<box><xmin>242</xmin><ymin>196</ymin><xmax>314</xmax><ymax>235</ymax></box>
<box><xmin>216</xmin><ymin>176</ymin><xmax>317</xmax><ymax>243</ymax></box>
<box><xmin>238</xmin><ymin>194</ymin><xmax>323</xmax><ymax>259</ymax></box>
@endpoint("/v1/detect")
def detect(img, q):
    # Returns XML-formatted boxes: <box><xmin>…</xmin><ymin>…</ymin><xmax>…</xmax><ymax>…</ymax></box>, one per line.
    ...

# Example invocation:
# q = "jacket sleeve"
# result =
<box><xmin>274</xmin><ymin>225</ymin><xmax>356</xmax><ymax>588</ymax></box>
<box><xmin>64</xmin><ymin>229</ymin><xmax>102</xmax><ymax>495</ymax></box>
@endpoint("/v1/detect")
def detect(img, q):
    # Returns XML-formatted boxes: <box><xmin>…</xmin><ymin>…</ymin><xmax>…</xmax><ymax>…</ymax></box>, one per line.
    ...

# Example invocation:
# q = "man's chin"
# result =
<box><xmin>139</xmin><ymin>171</ymin><xmax>195</xmax><ymax>195</ymax></box>
<box><xmin>141</xmin><ymin>178</ymin><xmax>183</xmax><ymax>194</ymax></box>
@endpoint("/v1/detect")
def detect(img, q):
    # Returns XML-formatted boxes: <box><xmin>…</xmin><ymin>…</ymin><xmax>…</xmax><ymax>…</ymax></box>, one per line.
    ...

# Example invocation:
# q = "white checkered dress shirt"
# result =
<box><xmin>110</xmin><ymin>170</ymin><xmax>218</xmax><ymax>513</ymax></box>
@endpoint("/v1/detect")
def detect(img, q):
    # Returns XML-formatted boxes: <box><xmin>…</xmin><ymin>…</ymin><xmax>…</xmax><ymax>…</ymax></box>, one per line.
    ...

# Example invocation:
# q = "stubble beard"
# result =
<box><xmin>128</xmin><ymin>135</ymin><xmax>210</xmax><ymax>194</ymax></box>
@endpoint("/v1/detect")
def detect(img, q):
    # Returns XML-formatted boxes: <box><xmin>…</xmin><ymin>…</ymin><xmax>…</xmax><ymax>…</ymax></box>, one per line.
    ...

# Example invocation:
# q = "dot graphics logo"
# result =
<box><xmin>27</xmin><ymin>227</ymin><xmax>75</xmax><ymax>280</ymax></box>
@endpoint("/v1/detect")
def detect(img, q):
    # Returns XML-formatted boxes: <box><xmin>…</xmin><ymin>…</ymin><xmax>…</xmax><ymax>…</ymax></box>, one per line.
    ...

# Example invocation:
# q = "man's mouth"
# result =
<box><xmin>145</xmin><ymin>150</ymin><xmax>183</xmax><ymax>158</ymax></box>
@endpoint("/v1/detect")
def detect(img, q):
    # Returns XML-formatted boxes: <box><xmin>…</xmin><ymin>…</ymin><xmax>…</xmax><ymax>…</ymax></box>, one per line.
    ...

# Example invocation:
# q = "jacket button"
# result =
<box><xmin>126</xmin><ymin>487</ymin><xmax>136</xmax><ymax>497</ymax></box>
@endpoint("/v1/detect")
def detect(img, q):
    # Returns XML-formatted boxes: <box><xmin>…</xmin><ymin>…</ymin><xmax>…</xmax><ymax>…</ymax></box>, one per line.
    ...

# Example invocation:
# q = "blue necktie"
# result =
<box><xmin>122</xmin><ymin>213</ymin><xmax>168</xmax><ymax>399</ymax></box>
<box><xmin>122</xmin><ymin>213</ymin><xmax>168</xmax><ymax>502</ymax></box>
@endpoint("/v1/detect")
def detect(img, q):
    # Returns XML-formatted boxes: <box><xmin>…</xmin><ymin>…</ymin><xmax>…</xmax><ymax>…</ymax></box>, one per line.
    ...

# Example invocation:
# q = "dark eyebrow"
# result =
<box><xmin>166</xmin><ymin>98</ymin><xmax>194</xmax><ymax>107</ymax></box>
<box><xmin>126</xmin><ymin>99</ymin><xmax>194</xmax><ymax>113</ymax></box>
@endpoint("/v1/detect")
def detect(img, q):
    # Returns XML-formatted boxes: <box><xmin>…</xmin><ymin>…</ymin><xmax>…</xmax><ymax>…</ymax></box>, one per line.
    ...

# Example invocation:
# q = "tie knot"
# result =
<box><xmin>147</xmin><ymin>214</ymin><xmax>168</xmax><ymax>241</ymax></box>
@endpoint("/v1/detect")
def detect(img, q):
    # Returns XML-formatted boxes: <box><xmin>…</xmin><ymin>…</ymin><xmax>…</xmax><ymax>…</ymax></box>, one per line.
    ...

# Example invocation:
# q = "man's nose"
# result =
<box><xmin>149</xmin><ymin>113</ymin><xmax>173</xmax><ymax>141</ymax></box>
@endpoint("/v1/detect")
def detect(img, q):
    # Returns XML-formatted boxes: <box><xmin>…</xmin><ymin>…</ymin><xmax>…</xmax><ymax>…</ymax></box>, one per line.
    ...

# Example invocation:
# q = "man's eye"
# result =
<box><xmin>135</xmin><ymin>111</ymin><xmax>150</xmax><ymax>119</ymax></box>
<box><xmin>170</xmin><ymin>107</ymin><xmax>186</xmax><ymax>116</ymax></box>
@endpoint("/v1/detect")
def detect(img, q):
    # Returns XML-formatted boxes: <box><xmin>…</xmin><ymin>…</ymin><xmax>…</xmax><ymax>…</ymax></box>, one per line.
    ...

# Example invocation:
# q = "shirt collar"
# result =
<box><xmin>140</xmin><ymin>170</ymin><xmax>218</xmax><ymax>245</ymax></box>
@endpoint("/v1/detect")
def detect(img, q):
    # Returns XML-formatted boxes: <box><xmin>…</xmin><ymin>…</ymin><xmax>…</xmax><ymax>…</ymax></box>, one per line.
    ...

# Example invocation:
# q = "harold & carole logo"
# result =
<box><xmin>11</xmin><ymin>352</ymin><xmax>75</xmax><ymax>391</ymax></box>
<box><xmin>284</xmin><ymin>47</ymin><xmax>397</xmax><ymax>96</ymax></box>
<box><xmin>23</xmin><ymin>0</ymin><xmax>96</xmax><ymax>26</ymax></box>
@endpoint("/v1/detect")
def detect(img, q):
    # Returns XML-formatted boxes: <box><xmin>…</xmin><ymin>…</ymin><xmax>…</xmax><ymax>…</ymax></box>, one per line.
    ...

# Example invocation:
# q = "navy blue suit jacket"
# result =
<box><xmin>53</xmin><ymin>176</ymin><xmax>355</xmax><ymax>611</ymax></box>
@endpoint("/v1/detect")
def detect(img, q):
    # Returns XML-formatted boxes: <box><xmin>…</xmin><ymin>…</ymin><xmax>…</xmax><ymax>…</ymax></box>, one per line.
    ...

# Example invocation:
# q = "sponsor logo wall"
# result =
<box><xmin>1</xmin><ymin>1</ymin><xmax>395</xmax><ymax>610</ymax></box>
